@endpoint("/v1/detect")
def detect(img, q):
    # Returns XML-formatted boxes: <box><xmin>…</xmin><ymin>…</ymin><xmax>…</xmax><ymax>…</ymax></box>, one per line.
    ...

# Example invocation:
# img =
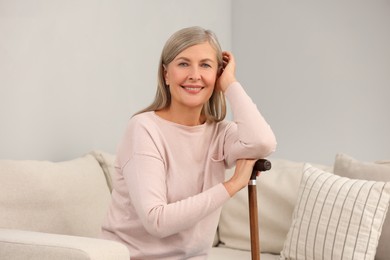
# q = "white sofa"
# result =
<box><xmin>1</xmin><ymin>151</ymin><xmax>389</xmax><ymax>260</ymax></box>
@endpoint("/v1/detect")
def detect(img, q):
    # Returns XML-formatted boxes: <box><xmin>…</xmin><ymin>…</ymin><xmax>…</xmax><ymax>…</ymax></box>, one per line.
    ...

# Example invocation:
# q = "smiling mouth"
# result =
<box><xmin>181</xmin><ymin>86</ymin><xmax>204</xmax><ymax>93</ymax></box>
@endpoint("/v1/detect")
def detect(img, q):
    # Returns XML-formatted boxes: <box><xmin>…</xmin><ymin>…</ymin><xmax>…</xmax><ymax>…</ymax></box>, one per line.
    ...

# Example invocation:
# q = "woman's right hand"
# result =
<box><xmin>223</xmin><ymin>159</ymin><xmax>257</xmax><ymax>197</ymax></box>
<box><xmin>216</xmin><ymin>51</ymin><xmax>237</xmax><ymax>93</ymax></box>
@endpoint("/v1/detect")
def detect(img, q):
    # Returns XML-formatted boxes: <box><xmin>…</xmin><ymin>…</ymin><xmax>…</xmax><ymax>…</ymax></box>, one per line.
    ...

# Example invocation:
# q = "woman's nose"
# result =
<box><xmin>188</xmin><ymin>67</ymin><xmax>201</xmax><ymax>81</ymax></box>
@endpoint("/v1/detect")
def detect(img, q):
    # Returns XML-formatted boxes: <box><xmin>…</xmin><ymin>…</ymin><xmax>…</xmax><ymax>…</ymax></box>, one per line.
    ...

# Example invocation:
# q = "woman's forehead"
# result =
<box><xmin>174</xmin><ymin>42</ymin><xmax>218</xmax><ymax>61</ymax></box>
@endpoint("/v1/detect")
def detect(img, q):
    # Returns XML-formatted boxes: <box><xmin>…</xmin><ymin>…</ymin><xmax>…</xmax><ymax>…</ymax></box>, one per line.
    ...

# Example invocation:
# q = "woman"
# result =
<box><xmin>101</xmin><ymin>26</ymin><xmax>277</xmax><ymax>259</ymax></box>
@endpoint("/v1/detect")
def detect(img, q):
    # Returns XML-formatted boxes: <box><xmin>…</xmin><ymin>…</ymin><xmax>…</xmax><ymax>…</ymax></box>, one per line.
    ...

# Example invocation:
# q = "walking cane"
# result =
<box><xmin>248</xmin><ymin>159</ymin><xmax>272</xmax><ymax>260</ymax></box>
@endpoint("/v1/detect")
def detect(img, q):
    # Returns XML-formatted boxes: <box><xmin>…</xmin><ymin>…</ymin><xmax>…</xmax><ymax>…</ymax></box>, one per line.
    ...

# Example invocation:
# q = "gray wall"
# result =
<box><xmin>232</xmin><ymin>0</ymin><xmax>390</xmax><ymax>164</ymax></box>
<box><xmin>0</xmin><ymin>0</ymin><xmax>232</xmax><ymax>161</ymax></box>
<box><xmin>1</xmin><ymin>0</ymin><xmax>389</xmax><ymax>165</ymax></box>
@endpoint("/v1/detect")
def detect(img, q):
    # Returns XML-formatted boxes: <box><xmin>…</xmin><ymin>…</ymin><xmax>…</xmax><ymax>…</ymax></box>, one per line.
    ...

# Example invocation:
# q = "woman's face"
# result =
<box><xmin>164</xmin><ymin>42</ymin><xmax>218</xmax><ymax>111</ymax></box>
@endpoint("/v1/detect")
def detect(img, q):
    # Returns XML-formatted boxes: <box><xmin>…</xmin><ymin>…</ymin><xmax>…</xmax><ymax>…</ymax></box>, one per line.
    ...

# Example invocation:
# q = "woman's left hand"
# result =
<box><xmin>216</xmin><ymin>51</ymin><xmax>237</xmax><ymax>92</ymax></box>
<box><xmin>223</xmin><ymin>158</ymin><xmax>257</xmax><ymax>197</ymax></box>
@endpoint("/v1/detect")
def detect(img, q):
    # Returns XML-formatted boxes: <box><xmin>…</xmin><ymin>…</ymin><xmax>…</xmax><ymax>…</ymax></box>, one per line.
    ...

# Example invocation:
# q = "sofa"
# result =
<box><xmin>1</xmin><ymin>150</ymin><xmax>389</xmax><ymax>260</ymax></box>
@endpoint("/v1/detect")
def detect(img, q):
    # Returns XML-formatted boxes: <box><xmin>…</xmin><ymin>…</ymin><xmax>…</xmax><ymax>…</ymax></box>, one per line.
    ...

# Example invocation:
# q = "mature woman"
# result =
<box><xmin>101</xmin><ymin>26</ymin><xmax>277</xmax><ymax>259</ymax></box>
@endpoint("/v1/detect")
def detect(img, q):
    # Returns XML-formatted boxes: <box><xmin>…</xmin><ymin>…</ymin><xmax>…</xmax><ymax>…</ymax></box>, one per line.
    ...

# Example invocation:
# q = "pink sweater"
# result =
<box><xmin>101</xmin><ymin>82</ymin><xmax>276</xmax><ymax>259</ymax></box>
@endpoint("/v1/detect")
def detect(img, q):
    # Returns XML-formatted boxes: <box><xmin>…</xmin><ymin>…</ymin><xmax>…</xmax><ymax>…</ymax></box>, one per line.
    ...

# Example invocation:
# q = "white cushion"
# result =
<box><xmin>219</xmin><ymin>158</ymin><xmax>331</xmax><ymax>254</ymax></box>
<box><xmin>334</xmin><ymin>153</ymin><xmax>390</xmax><ymax>260</ymax></box>
<box><xmin>0</xmin><ymin>154</ymin><xmax>111</xmax><ymax>238</ymax></box>
<box><xmin>280</xmin><ymin>164</ymin><xmax>390</xmax><ymax>260</ymax></box>
<box><xmin>0</xmin><ymin>228</ymin><xmax>130</xmax><ymax>260</ymax></box>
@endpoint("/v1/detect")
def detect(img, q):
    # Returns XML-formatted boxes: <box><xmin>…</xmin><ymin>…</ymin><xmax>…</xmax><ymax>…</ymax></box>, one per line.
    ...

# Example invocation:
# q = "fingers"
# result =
<box><xmin>217</xmin><ymin>51</ymin><xmax>237</xmax><ymax>92</ymax></box>
<box><xmin>222</xmin><ymin>51</ymin><xmax>234</xmax><ymax>69</ymax></box>
<box><xmin>222</xmin><ymin>53</ymin><xmax>229</xmax><ymax>69</ymax></box>
<box><xmin>235</xmin><ymin>158</ymin><xmax>257</xmax><ymax>179</ymax></box>
<box><xmin>224</xmin><ymin>158</ymin><xmax>258</xmax><ymax>196</ymax></box>
<box><xmin>236</xmin><ymin>158</ymin><xmax>256</xmax><ymax>168</ymax></box>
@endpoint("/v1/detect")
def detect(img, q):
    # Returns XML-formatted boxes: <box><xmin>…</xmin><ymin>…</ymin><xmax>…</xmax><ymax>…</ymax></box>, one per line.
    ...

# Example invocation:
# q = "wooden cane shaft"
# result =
<box><xmin>248</xmin><ymin>184</ymin><xmax>260</xmax><ymax>260</ymax></box>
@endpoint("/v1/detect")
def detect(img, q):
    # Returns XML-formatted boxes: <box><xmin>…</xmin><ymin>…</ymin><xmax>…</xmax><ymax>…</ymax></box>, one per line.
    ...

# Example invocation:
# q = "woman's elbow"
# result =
<box><xmin>145</xmin><ymin>225</ymin><xmax>170</xmax><ymax>239</ymax></box>
<box><xmin>264</xmin><ymin>139</ymin><xmax>277</xmax><ymax>156</ymax></box>
<box><xmin>143</xmin><ymin>209</ymin><xmax>175</xmax><ymax>238</ymax></box>
<box><xmin>254</xmin><ymin>136</ymin><xmax>277</xmax><ymax>158</ymax></box>
<box><xmin>143</xmin><ymin>221</ymin><xmax>172</xmax><ymax>239</ymax></box>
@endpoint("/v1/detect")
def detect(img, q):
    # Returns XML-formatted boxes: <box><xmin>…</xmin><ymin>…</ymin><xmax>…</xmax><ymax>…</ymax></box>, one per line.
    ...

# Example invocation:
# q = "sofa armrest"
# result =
<box><xmin>0</xmin><ymin>228</ymin><xmax>130</xmax><ymax>260</ymax></box>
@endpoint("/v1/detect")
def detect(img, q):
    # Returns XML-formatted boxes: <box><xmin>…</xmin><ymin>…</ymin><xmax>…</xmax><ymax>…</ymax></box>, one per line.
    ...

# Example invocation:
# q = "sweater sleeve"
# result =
<box><xmin>123</xmin><ymin>153</ymin><xmax>230</xmax><ymax>238</ymax></box>
<box><xmin>223</xmin><ymin>82</ymin><xmax>277</xmax><ymax>167</ymax></box>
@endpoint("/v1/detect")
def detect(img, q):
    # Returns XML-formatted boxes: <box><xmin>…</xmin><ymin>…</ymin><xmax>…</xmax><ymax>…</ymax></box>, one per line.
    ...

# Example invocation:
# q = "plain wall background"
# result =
<box><xmin>232</xmin><ymin>0</ymin><xmax>390</xmax><ymax>164</ymax></box>
<box><xmin>0</xmin><ymin>0</ymin><xmax>232</xmax><ymax>161</ymax></box>
<box><xmin>1</xmin><ymin>0</ymin><xmax>389</xmax><ymax>164</ymax></box>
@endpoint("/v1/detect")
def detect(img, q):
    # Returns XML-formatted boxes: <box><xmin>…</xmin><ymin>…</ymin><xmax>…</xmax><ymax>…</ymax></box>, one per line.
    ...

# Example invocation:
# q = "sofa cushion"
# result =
<box><xmin>218</xmin><ymin>158</ymin><xmax>331</xmax><ymax>254</ymax></box>
<box><xmin>0</xmin><ymin>154</ymin><xmax>111</xmax><ymax>238</ymax></box>
<box><xmin>209</xmin><ymin>247</ymin><xmax>279</xmax><ymax>260</ymax></box>
<box><xmin>333</xmin><ymin>153</ymin><xmax>390</xmax><ymax>260</ymax></box>
<box><xmin>280</xmin><ymin>164</ymin><xmax>390</xmax><ymax>260</ymax></box>
<box><xmin>0</xmin><ymin>228</ymin><xmax>130</xmax><ymax>260</ymax></box>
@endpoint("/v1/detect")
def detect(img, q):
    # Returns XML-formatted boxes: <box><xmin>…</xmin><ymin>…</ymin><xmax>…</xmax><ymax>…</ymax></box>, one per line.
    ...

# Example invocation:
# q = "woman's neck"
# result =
<box><xmin>155</xmin><ymin>107</ymin><xmax>205</xmax><ymax>126</ymax></box>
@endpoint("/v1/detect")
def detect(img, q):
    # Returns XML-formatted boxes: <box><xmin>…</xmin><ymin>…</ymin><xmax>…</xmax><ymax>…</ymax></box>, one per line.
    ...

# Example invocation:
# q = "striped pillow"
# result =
<box><xmin>280</xmin><ymin>164</ymin><xmax>390</xmax><ymax>260</ymax></box>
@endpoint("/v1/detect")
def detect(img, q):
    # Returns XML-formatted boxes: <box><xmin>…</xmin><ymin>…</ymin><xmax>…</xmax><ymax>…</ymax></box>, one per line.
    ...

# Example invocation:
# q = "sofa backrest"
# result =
<box><xmin>0</xmin><ymin>153</ymin><xmax>112</xmax><ymax>238</ymax></box>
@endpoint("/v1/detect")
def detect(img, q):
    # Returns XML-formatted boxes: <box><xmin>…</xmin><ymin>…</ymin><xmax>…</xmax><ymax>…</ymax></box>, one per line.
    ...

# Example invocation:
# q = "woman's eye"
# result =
<box><xmin>201</xmin><ymin>63</ymin><xmax>211</xmax><ymax>68</ymax></box>
<box><xmin>178</xmin><ymin>62</ymin><xmax>188</xmax><ymax>67</ymax></box>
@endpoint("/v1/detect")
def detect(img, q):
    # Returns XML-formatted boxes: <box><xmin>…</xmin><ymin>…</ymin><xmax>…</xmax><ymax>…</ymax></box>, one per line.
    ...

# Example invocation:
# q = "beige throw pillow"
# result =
<box><xmin>280</xmin><ymin>164</ymin><xmax>390</xmax><ymax>260</ymax></box>
<box><xmin>0</xmin><ymin>154</ymin><xmax>111</xmax><ymax>238</ymax></box>
<box><xmin>219</xmin><ymin>159</ymin><xmax>331</xmax><ymax>254</ymax></box>
<box><xmin>334</xmin><ymin>153</ymin><xmax>390</xmax><ymax>260</ymax></box>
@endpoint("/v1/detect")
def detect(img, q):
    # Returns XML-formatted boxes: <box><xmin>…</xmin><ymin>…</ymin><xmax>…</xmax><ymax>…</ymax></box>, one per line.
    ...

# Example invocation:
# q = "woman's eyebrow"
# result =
<box><xmin>175</xmin><ymin>57</ymin><xmax>216</xmax><ymax>63</ymax></box>
<box><xmin>200</xmin><ymin>58</ymin><xmax>216</xmax><ymax>63</ymax></box>
<box><xmin>175</xmin><ymin>57</ymin><xmax>190</xmax><ymax>62</ymax></box>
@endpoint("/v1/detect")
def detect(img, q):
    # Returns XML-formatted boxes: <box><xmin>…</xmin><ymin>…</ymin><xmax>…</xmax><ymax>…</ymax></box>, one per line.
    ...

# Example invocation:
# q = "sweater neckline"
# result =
<box><xmin>151</xmin><ymin>111</ymin><xmax>208</xmax><ymax>131</ymax></box>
